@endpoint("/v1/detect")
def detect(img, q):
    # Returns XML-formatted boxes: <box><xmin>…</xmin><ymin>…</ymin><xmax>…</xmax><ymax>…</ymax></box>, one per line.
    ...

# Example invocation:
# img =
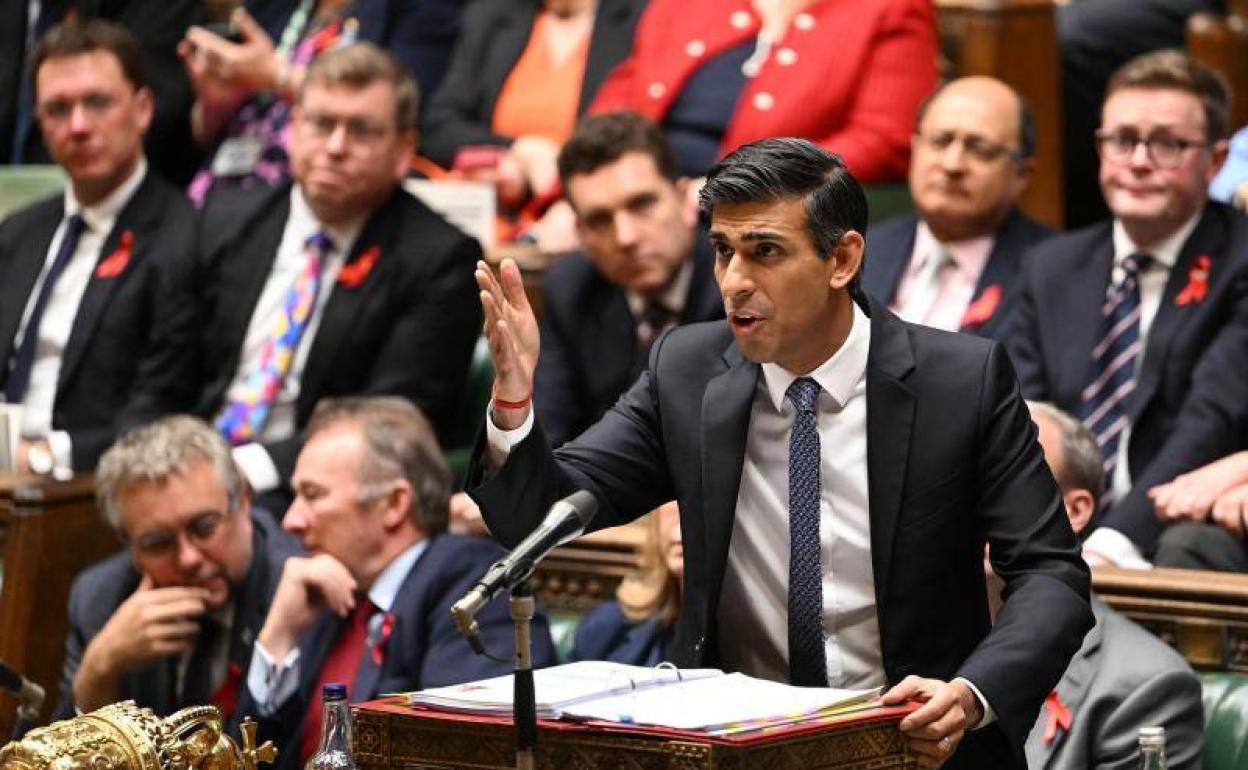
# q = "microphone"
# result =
<box><xmin>0</xmin><ymin>658</ymin><xmax>45</xmax><ymax>737</ymax></box>
<box><xmin>452</xmin><ymin>490</ymin><xmax>598</xmax><ymax>650</ymax></box>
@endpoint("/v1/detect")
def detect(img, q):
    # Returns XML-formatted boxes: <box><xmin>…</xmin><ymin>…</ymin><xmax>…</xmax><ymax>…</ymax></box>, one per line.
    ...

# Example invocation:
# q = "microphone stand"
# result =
<box><xmin>510</xmin><ymin>579</ymin><xmax>537</xmax><ymax>770</ymax></box>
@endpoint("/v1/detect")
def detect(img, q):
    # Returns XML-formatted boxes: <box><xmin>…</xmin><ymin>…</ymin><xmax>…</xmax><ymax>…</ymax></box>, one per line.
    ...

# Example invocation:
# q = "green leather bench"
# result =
<box><xmin>1201</xmin><ymin>672</ymin><xmax>1248</xmax><ymax>770</ymax></box>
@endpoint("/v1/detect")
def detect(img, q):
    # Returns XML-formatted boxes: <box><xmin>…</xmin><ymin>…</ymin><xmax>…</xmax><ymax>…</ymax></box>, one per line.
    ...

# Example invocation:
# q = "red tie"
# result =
<box><xmin>300</xmin><ymin>600</ymin><xmax>372</xmax><ymax>763</ymax></box>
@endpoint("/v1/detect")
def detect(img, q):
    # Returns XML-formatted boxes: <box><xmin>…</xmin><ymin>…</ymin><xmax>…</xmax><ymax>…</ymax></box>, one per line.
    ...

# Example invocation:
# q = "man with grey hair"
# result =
<box><xmin>239</xmin><ymin>396</ymin><xmax>555</xmax><ymax>770</ymax></box>
<box><xmin>55</xmin><ymin>415</ymin><xmax>302</xmax><ymax>720</ymax></box>
<box><xmin>1009</xmin><ymin>402</ymin><xmax>1204</xmax><ymax>770</ymax></box>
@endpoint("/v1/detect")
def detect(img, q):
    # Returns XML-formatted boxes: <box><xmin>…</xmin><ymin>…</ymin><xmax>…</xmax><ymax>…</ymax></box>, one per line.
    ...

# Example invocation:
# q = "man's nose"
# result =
<box><xmin>175</xmin><ymin>531</ymin><xmax>205</xmax><ymax>572</ymax></box>
<box><xmin>717</xmin><ymin>253</ymin><xmax>754</xmax><ymax>297</ymax></box>
<box><xmin>614</xmin><ymin>210</ymin><xmax>642</xmax><ymax>249</ymax></box>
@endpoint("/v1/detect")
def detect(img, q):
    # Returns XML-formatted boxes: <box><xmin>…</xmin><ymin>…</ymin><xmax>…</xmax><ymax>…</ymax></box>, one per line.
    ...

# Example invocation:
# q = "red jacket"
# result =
<box><xmin>589</xmin><ymin>0</ymin><xmax>938</xmax><ymax>182</ymax></box>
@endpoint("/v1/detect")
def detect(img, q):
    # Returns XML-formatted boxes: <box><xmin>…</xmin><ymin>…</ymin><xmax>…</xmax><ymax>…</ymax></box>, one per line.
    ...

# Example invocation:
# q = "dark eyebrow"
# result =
<box><xmin>708</xmin><ymin>229</ymin><xmax>791</xmax><ymax>242</ymax></box>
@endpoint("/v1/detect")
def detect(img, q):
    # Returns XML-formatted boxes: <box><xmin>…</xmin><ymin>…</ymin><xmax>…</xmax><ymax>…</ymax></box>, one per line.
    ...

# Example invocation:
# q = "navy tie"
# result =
<box><xmin>786</xmin><ymin>376</ymin><xmax>825</xmax><ymax>687</ymax></box>
<box><xmin>1079</xmin><ymin>252</ymin><xmax>1152</xmax><ymax>481</ymax></box>
<box><xmin>4</xmin><ymin>213</ymin><xmax>87</xmax><ymax>403</ymax></box>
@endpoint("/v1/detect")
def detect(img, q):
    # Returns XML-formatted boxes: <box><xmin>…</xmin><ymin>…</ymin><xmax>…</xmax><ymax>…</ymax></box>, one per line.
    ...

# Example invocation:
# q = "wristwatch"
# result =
<box><xmin>26</xmin><ymin>442</ymin><xmax>54</xmax><ymax>475</ymax></box>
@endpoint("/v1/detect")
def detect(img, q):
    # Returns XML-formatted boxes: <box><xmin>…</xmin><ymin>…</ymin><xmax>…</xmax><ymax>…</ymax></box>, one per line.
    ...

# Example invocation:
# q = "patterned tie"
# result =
<box><xmin>1079</xmin><ymin>252</ymin><xmax>1153</xmax><ymax>478</ymax></box>
<box><xmin>3</xmin><ymin>214</ymin><xmax>87</xmax><ymax>403</ymax></box>
<box><xmin>216</xmin><ymin>232</ymin><xmax>332</xmax><ymax>444</ymax></box>
<box><xmin>786</xmin><ymin>376</ymin><xmax>825</xmax><ymax>687</ymax></box>
<box><xmin>638</xmin><ymin>301</ymin><xmax>677</xmax><ymax>355</ymax></box>
<box><xmin>904</xmin><ymin>245</ymin><xmax>954</xmax><ymax>324</ymax></box>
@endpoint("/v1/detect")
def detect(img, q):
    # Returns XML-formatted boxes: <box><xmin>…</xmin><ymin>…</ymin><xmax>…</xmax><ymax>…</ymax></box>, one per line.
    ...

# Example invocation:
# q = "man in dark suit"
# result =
<box><xmin>239</xmin><ymin>397</ymin><xmax>555</xmax><ymax>770</ymax></box>
<box><xmin>178</xmin><ymin>43</ymin><xmax>482</xmax><ymax>504</ymax></box>
<box><xmin>0</xmin><ymin>20</ymin><xmax>198</xmax><ymax>476</ymax></box>
<box><xmin>56</xmin><ymin>415</ymin><xmax>301</xmax><ymax>720</ymax></box>
<box><xmin>536</xmin><ymin>112</ymin><xmax>724</xmax><ymax>446</ymax></box>
<box><xmin>864</xmin><ymin>77</ymin><xmax>1053</xmax><ymax>342</ymax></box>
<box><xmin>471</xmin><ymin>138</ymin><xmax>1092</xmax><ymax>769</ymax></box>
<box><xmin>1008</xmin><ymin>50</ymin><xmax>1248</xmax><ymax>567</ymax></box>
<box><xmin>1014</xmin><ymin>402</ymin><xmax>1203</xmax><ymax>770</ymax></box>
<box><xmin>1</xmin><ymin>0</ymin><xmax>204</xmax><ymax>184</ymax></box>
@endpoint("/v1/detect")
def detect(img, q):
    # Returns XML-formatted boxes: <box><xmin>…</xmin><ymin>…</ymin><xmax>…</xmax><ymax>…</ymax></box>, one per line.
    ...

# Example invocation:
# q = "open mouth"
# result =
<box><xmin>730</xmin><ymin>311</ymin><xmax>764</xmax><ymax>333</ymax></box>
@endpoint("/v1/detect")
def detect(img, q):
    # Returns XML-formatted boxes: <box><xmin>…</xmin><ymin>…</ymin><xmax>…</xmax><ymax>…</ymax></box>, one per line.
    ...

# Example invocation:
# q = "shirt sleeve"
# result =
<box><xmin>484</xmin><ymin>402</ymin><xmax>535</xmax><ymax>469</ymax></box>
<box><xmin>245</xmin><ymin>641</ymin><xmax>302</xmax><ymax>716</ymax></box>
<box><xmin>232</xmin><ymin>442</ymin><xmax>281</xmax><ymax>493</ymax></box>
<box><xmin>953</xmin><ymin>676</ymin><xmax>996</xmax><ymax>729</ymax></box>
<box><xmin>47</xmin><ymin>430</ymin><xmax>74</xmax><ymax>480</ymax></box>
<box><xmin>1083</xmin><ymin>527</ymin><xmax>1154</xmax><ymax>570</ymax></box>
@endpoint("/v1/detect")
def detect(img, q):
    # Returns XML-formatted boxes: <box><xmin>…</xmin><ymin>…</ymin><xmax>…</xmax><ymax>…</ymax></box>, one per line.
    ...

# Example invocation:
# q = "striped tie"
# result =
<box><xmin>216</xmin><ymin>232</ymin><xmax>332</xmax><ymax>444</ymax></box>
<box><xmin>1078</xmin><ymin>252</ymin><xmax>1152</xmax><ymax>479</ymax></box>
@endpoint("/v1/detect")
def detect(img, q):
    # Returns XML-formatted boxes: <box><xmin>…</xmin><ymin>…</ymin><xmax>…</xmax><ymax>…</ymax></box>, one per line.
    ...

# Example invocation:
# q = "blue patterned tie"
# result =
<box><xmin>4</xmin><ymin>214</ymin><xmax>87</xmax><ymax>403</ymax></box>
<box><xmin>786</xmin><ymin>376</ymin><xmax>825</xmax><ymax>686</ymax></box>
<box><xmin>1079</xmin><ymin>252</ymin><xmax>1152</xmax><ymax>479</ymax></box>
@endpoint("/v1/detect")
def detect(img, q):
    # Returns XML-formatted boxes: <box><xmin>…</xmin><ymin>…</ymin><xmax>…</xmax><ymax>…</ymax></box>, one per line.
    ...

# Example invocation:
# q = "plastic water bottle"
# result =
<box><xmin>304</xmin><ymin>683</ymin><xmax>356</xmax><ymax>770</ymax></box>
<box><xmin>1138</xmin><ymin>725</ymin><xmax>1167</xmax><ymax>769</ymax></box>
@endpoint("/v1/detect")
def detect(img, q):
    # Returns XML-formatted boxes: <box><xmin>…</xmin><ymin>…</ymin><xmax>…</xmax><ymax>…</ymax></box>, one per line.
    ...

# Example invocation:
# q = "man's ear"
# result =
<box><xmin>1010</xmin><ymin>156</ymin><xmax>1035</xmax><ymax>198</ymax></box>
<box><xmin>1064</xmin><ymin>488</ymin><xmax>1097</xmax><ymax>536</ymax></box>
<box><xmin>394</xmin><ymin>128</ymin><xmax>418</xmax><ymax>180</ymax></box>
<box><xmin>381</xmin><ymin>480</ymin><xmax>415</xmax><ymax>531</ymax></box>
<box><xmin>828</xmin><ymin>230</ymin><xmax>865</xmax><ymax>290</ymax></box>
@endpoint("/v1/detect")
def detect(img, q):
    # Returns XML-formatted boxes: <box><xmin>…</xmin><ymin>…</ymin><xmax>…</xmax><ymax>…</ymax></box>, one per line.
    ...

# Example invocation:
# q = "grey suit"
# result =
<box><xmin>1025</xmin><ymin>596</ymin><xmax>1203</xmax><ymax>770</ymax></box>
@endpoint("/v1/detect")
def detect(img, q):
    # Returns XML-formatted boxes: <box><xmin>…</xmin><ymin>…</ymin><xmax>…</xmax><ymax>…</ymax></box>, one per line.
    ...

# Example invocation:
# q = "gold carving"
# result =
<box><xmin>0</xmin><ymin>702</ymin><xmax>277</xmax><ymax>770</ymax></box>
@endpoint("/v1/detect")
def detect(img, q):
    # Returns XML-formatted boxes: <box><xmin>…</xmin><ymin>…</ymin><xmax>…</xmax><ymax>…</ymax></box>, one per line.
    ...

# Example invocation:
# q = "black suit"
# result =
<box><xmin>0</xmin><ymin>170</ymin><xmax>199</xmax><ymax>469</ymax></box>
<box><xmin>235</xmin><ymin>533</ymin><xmax>557</xmax><ymax>770</ymax></box>
<box><xmin>471</xmin><ymin>298</ymin><xmax>1093</xmax><ymax>769</ymax></box>
<box><xmin>421</xmin><ymin>0</ymin><xmax>644</xmax><ymax>167</ymax></box>
<box><xmin>863</xmin><ymin>209</ymin><xmax>1054</xmax><ymax>342</ymax></box>
<box><xmin>0</xmin><ymin>0</ymin><xmax>205</xmax><ymax>185</ymax></box>
<box><xmin>534</xmin><ymin>236</ymin><xmax>724</xmax><ymax>447</ymax></box>
<box><xmin>55</xmin><ymin>510</ymin><xmax>301</xmax><ymax>719</ymax></box>
<box><xmin>1008</xmin><ymin>201</ymin><xmax>1248</xmax><ymax>555</ymax></box>
<box><xmin>184</xmin><ymin>182</ymin><xmax>482</xmax><ymax>481</ymax></box>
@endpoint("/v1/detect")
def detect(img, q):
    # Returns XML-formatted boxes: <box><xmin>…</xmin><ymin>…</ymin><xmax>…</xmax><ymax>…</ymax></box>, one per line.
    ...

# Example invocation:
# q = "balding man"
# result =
<box><xmin>864</xmin><ymin>77</ymin><xmax>1053</xmax><ymax>341</ymax></box>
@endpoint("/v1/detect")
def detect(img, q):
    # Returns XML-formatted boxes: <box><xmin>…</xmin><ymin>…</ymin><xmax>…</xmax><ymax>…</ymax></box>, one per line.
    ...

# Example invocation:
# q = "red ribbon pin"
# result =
<box><xmin>95</xmin><ymin>229</ymin><xmax>134</xmax><ymax>279</ymax></box>
<box><xmin>1174</xmin><ymin>255</ymin><xmax>1210</xmax><ymax>306</ymax></box>
<box><xmin>1042</xmin><ymin>690</ymin><xmax>1073</xmax><ymax>744</ymax></box>
<box><xmin>960</xmin><ymin>284</ymin><xmax>1002</xmax><ymax>328</ymax></box>
<box><xmin>338</xmin><ymin>245</ymin><xmax>380</xmax><ymax>288</ymax></box>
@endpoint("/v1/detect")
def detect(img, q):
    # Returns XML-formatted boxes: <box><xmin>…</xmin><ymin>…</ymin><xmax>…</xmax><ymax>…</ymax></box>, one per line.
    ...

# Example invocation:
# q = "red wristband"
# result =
<box><xmin>492</xmin><ymin>388</ymin><xmax>532</xmax><ymax>411</ymax></box>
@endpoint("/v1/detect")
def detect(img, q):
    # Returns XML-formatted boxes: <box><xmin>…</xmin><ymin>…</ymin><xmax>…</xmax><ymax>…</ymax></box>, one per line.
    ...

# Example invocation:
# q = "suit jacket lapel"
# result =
<box><xmin>700</xmin><ymin>344</ymin><xmax>758</xmax><ymax>625</ymax></box>
<box><xmin>1027</xmin><ymin>599</ymin><xmax>1105</xmax><ymax>769</ymax></box>
<box><xmin>863</xmin><ymin>299</ymin><xmax>916</xmax><ymax>605</ymax></box>
<box><xmin>0</xmin><ymin>199</ymin><xmax>63</xmax><ymax>365</ymax></box>
<box><xmin>1131</xmin><ymin>206</ymin><xmax>1223</xmax><ymax>421</ymax></box>
<box><xmin>1057</xmin><ymin>228</ymin><xmax>1114</xmax><ymax>403</ymax></box>
<box><xmin>960</xmin><ymin>210</ymin><xmax>1024</xmax><ymax>338</ymax></box>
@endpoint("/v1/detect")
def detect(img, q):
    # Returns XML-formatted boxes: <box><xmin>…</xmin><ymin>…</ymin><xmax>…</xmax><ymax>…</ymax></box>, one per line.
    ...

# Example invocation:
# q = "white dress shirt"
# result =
<box><xmin>225</xmin><ymin>185</ymin><xmax>365</xmax><ymax>492</ymax></box>
<box><xmin>246</xmin><ymin>540</ymin><xmax>428</xmax><ymax>714</ymax></box>
<box><xmin>625</xmin><ymin>258</ymin><xmax>694</xmax><ymax>343</ymax></box>
<box><xmin>9</xmin><ymin>158</ymin><xmax>147</xmax><ymax>473</ymax></box>
<box><xmin>1083</xmin><ymin>211</ymin><xmax>1202</xmax><ymax>569</ymax></box>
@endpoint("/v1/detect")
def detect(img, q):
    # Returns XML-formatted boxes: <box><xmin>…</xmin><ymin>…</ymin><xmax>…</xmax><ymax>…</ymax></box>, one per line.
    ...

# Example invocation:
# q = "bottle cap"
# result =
<box><xmin>323</xmin><ymin>683</ymin><xmax>348</xmax><ymax>701</ymax></box>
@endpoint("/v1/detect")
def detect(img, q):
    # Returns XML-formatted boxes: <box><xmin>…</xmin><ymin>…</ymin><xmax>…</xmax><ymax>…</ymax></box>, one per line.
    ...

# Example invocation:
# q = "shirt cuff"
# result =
<box><xmin>1083</xmin><ymin>527</ymin><xmax>1154</xmax><ymax>569</ymax></box>
<box><xmin>484</xmin><ymin>401</ymin><xmax>534</xmax><ymax>469</ymax></box>
<box><xmin>952</xmin><ymin>677</ymin><xmax>996</xmax><ymax>729</ymax></box>
<box><xmin>232</xmin><ymin>442</ymin><xmax>281</xmax><ymax>493</ymax></box>
<box><xmin>47</xmin><ymin>430</ymin><xmax>74</xmax><ymax>480</ymax></box>
<box><xmin>246</xmin><ymin>641</ymin><xmax>301</xmax><ymax>717</ymax></box>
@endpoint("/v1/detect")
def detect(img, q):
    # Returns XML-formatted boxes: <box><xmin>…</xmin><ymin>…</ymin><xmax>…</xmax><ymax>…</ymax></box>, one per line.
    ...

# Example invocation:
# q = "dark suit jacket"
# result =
<box><xmin>1007</xmin><ymin>201</ymin><xmax>1248</xmax><ymax>555</ymax></box>
<box><xmin>534</xmin><ymin>236</ymin><xmax>724</xmax><ymax>447</ymax></box>
<box><xmin>421</xmin><ymin>0</ymin><xmax>644</xmax><ymax>167</ymax></box>
<box><xmin>1024</xmin><ymin>597</ymin><xmax>1203</xmax><ymax>770</ymax></box>
<box><xmin>0</xmin><ymin>0</ymin><xmax>205</xmax><ymax>184</ymax></box>
<box><xmin>236</xmin><ymin>533</ymin><xmax>557</xmax><ymax>770</ymax></box>
<box><xmin>863</xmin><ymin>208</ymin><xmax>1054</xmax><ymax>341</ymax></box>
<box><xmin>470</xmin><ymin>298</ymin><xmax>1093</xmax><ymax>769</ymax></box>
<box><xmin>0</xmin><ymin>171</ymin><xmax>199</xmax><ymax>469</ymax></box>
<box><xmin>569</xmin><ymin>601</ymin><xmax>673</xmax><ymax>667</ymax></box>
<box><xmin>184</xmin><ymin>181</ymin><xmax>482</xmax><ymax>480</ymax></box>
<box><xmin>55</xmin><ymin>510</ymin><xmax>301</xmax><ymax>719</ymax></box>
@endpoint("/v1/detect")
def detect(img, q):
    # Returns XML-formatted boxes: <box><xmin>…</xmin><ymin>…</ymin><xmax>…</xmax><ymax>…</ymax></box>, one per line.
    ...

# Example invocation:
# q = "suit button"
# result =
<box><xmin>648</xmin><ymin>82</ymin><xmax>667</xmax><ymax>99</ymax></box>
<box><xmin>753</xmin><ymin>92</ymin><xmax>775</xmax><ymax>111</ymax></box>
<box><xmin>686</xmin><ymin>39</ymin><xmax>706</xmax><ymax>58</ymax></box>
<box><xmin>794</xmin><ymin>12</ymin><xmax>816</xmax><ymax>30</ymax></box>
<box><xmin>730</xmin><ymin>10</ymin><xmax>752</xmax><ymax>29</ymax></box>
<box><xmin>776</xmin><ymin>47</ymin><xmax>797</xmax><ymax>66</ymax></box>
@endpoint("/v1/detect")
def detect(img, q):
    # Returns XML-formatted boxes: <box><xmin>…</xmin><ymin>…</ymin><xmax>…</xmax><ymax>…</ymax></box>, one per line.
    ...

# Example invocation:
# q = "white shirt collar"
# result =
<box><xmin>760</xmin><ymin>301</ymin><xmax>871</xmax><ymax>412</ymax></box>
<box><xmin>1111</xmin><ymin>208</ymin><xmax>1203</xmax><ymax>269</ymax></box>
<box><xmin>367</xmin><ymin>539</ymin><xmax>428</xmax><ymax>613</ymax></box>
<box><xmin>64</xmin><ymin>156</ymin><xmax>147</xmax><ymax>234</ymax></box>
<box><xmin>626</xmin><ymin>258</ymin><xmax>694</xmax><ymax>319</ymax></box>
<box><xmin>289</xmin><ymin>184</ymin><xmax>368</xmax><ymax>257</ymax></box>
<box><xmin>912</xmin><ymin>219</ymin><xmax>994</xmax><ymax>271</ymax></box>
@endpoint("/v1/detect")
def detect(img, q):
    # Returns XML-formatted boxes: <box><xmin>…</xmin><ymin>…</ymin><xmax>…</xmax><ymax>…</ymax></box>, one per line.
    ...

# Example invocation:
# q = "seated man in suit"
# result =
<box><xmin>57</xmin><ymin>415</ymin><xmax>301</xmax><ymax>719</ymax></box>
<box><xmin>241</xmin><ymin>396</ymin><xmax>555</xmax><ymax>770</ymax></box>
<box><xmin>1008</xmin><ymin>49</ymin><xmax>1248</xmax><ymax>568</ymax></box>
<box><xmin>864</xmin><ymin>77</ymin><xmax>1052</xmax><ymax>340</ymax></box>
<box><xmin>0</xmin><ymin>19</ymin><xmax>198</xmax><ymax>476</ymax></box>
<box><xmin>537</xmin><ymin>111</ymin><xmax>724</xmax><ymax>447</ymax></box>
<box><xmin>185</xmin><ymin>43</ymin><xmax>482</xmax><ymax>505</ymax></box>
<box><xmin>1148</xmin><ymin>448</ymin><xmax>1248</xmax><ymax>572</ymax></box>
<box><xmin>472</xmin><ymin>138</ymin><xmax>1092</xmax><ymax>769</ymax></box>
<box><xmin>1015</xmin><ymin>402</ymin><xmax>1203</xmax><ymax>770</ymax></box>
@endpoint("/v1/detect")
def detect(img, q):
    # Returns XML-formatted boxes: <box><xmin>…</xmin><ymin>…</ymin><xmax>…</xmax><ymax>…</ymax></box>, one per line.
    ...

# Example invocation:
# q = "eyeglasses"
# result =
<box><xmin>36</xmin><ymin>91</ymin><xmax>121</xmax><ymax>126</ymax></box>
<box><xmin>1095</xmin><ymin>130</ymin><xmax>1208</xmax><ymax>168</ymax></box>
<box><xmin>297</xmin><ymin>110</ymin><xmax>394</xmax><ymax>146</ymax></box>
<box><xmin>915</xmin><ymin>131</ymin><xmax>1020</xmax><ymax>163</ymax></box>
<box><xmin>130</xmin><ymin>511</ymin><xmax>228</xmax><ymax>559</ymax></box>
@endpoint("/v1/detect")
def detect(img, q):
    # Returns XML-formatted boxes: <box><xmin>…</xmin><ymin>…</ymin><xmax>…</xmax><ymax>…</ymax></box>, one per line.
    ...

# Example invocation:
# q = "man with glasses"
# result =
<box><xmin>239</xmin><ymin>397</ymin><xmax>554</xmax><ymax>770</ymax></box>
<box><xmin>1008</xmin><ymin>50</ymin><xmax>1248</xmax><ymax>569</ymax></box>
<box><xmin>864</xmin><ymin>77</ymin><xmax>1053</xmax><ymax>341</ymax></box>
<box><xmin>56</xmin><ymin>415</ymin><xmax>301</xmax><ymax>718</ymax></box>
<box><xmin>0</xmin><ymin>19</ymin><xmax>198</xmax><ymax>477</ymax></box>
<box><xmin>172</xmin><ymin>43</ymin><xmax>481</xmax><ymax>510</ymax></box>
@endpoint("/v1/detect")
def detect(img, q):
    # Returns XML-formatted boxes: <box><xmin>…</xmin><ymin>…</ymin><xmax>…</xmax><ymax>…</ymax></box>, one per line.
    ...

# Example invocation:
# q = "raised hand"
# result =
<box><xmin>475</xmin><ymin>259</ymin><xmax>540</xmax><ymax>429</ymax></box>
<box><xmin>257</xmin><ymin>554</ymin><xmax>358</xmax><ymax>660</ymax></box>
